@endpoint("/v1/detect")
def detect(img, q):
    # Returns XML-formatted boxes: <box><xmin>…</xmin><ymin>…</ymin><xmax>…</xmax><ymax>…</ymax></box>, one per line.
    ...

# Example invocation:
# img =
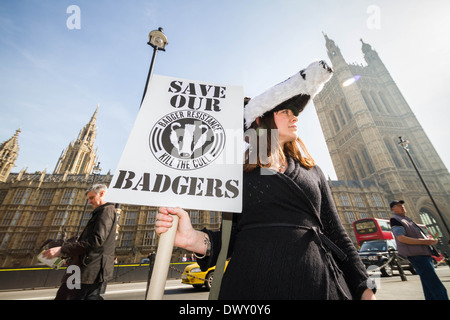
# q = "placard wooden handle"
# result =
<box><xmin>146</xmin><ymin>214</ymin><xmax>179</xmax><ymax>300</ymax></box>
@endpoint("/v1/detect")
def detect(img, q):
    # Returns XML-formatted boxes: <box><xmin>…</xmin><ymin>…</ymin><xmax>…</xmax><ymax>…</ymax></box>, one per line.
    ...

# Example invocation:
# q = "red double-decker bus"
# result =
<box><xmin>353</xmin><ymin>218</ymin><xmax>393</xmax><ymax>246</ymax></box>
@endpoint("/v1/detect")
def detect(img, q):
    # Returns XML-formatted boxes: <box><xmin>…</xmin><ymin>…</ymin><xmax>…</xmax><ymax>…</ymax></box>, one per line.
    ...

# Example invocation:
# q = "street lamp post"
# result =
<box><xmin>140</xmin><ymin>27</ymin><xmax>168</xmax><ymax>107</ymax></box>
<box><xmin>138</xmin><ymin>27</ymin><xmax>175</xmax><ymax>300</ymax></box>
<box><xmin>398</xmin><ymin>137</ymin><xmax>450</xmax><ymax>236</ymax></box>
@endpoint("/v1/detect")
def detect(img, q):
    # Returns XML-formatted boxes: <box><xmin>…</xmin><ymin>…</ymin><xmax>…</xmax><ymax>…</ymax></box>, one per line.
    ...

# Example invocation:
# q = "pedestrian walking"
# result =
<box><xmin>390</xmin><ymin>200</ymin><xmax>448</xmax><ymax>300</ymax></box>
<box><xmin>42</xmin><ymin>184</ymin><xmax>117</xmax><ymax>300</ymax></box>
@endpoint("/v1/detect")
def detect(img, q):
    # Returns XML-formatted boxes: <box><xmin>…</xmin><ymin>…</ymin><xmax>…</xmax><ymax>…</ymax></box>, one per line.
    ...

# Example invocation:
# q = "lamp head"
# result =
<box><xmin>92</xmin><ymin>162</ymin><xmax>102</xmax><ymax>175</ymax></box>
<box><xmin>398</xmin><ymin>136</ymin><xmax>410</xmax><ymax>150</ymax></box>
<box><xmin>148</xmin><ymin>27</ymin><xmax>168</xmax><ymax>50</ymax></box>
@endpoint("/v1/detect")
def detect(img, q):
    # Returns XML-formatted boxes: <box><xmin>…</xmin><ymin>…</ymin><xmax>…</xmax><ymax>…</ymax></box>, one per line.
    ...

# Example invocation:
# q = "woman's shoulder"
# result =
<box><xmin>294</xmin><ymin>163</ymin><xmax>329</xmax><ymax>189</ymax></box>
<box><xmin>311</xmin><ymin>164</ymin><xmax>325</xmax><ymax>176</ymax></box>
<box><xmin>298</xmin><ymin>161</ymin><xmax>325</xmax><ymax>177</ymax></box>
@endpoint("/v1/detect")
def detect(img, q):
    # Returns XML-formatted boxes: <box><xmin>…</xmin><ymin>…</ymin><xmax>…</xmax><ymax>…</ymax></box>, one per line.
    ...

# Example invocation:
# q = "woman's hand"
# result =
<box><xmin>361</xmin><ymin>288</ymin><xmax>376</xmax><ymax>300</ymax></box>
<box><xmin>156</xmin><ymin>207</ymin><xmax>209</xmax><ymax>255</ymax></box>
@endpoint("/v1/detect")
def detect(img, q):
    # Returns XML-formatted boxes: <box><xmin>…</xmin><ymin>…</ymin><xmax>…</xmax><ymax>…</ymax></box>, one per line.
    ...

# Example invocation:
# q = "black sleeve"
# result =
<box><xmin>317</xmin><ymin>167</ymin><xmax>375</xmax><ymax>299</ymax></box>
<box><xmin>61</xmin><ymin>206</ymin><xmax>115</xmax><ymax>258</ymax></box>
<box><xmin>196</xmin><ymin>212</ymin><xmax>241</xmax><ymax>271</ymax></box>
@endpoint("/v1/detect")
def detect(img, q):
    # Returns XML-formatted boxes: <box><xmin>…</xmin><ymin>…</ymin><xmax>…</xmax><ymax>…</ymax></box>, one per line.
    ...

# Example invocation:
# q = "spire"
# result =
<box><xmin>360</xmin><ymin>38</ymin><xmax>381</xmax><ymax>66</ymax></box>
<box><xmin>322</xmin><ymin>33</ymin><xmax>346</xmax><ymax>67</ymax></box>
<box><xmin>77</xmin><ymin>105</ymin><xmax>98</xmax><ymax>144</ymax></box>
<box><xmin>90</xmin><ymin>104</ymin><xmax>99</xmax><ymax>123</ymax></box>
<box><xmin>0</xmin><ymin>128</ymin><xmax>21</xmax><ymax>182</ymax></box>
<box><xmin>0</xmin><ymin>128</ymin><xmax>21</xmax><ymax>150</ymax></box>
<box><xmin>323</xmin><ymin>32</ymin><xmax>336</xmax><ymax>49</ymax></box>
<box><xmin>0</xmin><ymin>128</ymin><xmax>21</xmax><ymax>153</ymax></box>
<box><xmin>360</xmin><ymin>38</ymin><xmax>373</xmax><ymax>54</ymax></box>
<box><xmin>53</xmin><ymin>106</ymin><xmax>99</xmax><ymax>175</ymax></box>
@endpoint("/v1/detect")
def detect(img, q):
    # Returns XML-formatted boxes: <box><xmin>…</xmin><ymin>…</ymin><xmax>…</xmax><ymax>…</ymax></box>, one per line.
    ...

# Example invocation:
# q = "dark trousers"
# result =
<box><xmin>408</xmin><ymin>255</ymin><xmax>448</xmax><ymax>300</ymax></box>
<box><xmin>55</xmin><ymin>282</ymin><xmax>106</xmax><ymax>300</ymax></box>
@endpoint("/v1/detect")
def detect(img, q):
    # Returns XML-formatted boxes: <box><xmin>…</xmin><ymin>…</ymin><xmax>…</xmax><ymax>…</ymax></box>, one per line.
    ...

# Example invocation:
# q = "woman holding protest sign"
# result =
<box><xmin>156</xmin><ymin>60</ymin><xmax>375</xmax><ymax>300</ymax></box>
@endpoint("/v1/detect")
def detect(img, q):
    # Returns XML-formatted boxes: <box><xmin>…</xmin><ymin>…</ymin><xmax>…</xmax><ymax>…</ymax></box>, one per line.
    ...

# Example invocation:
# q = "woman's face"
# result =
<box><xmin>273</xmin><ymin>109</ymin><xmax>299</xmax><ymax>145</ymax></box>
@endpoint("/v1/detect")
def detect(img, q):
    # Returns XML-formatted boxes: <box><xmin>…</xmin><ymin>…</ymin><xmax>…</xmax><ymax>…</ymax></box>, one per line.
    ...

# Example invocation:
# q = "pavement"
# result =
<box><xmin>0</xmin><ymin>265</ymin><xmax>448</xmax><ymax>300</ymax></box>
<box><xmin>369</xmin><ymin>265</ymin><xmax>450</xmax><ymax>300</ymax></box>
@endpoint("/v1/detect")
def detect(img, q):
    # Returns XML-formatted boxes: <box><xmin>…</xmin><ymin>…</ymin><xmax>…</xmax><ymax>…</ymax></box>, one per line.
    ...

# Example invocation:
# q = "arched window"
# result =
<box><xmin>409</xmin><ymin>146</ymin><xmax>423</xmax><ymax>169</ymax></box>
<box><xmin>336</xmin><ymin>105</ymin><xmax>346</xmax><ymax>125</ymax></box>
<box><xmin>419</xmin><ymin>209</ymin><xmax>443</xmax><ymax>238</ymax></box>
<box><xmin>361</xmin><ymin>92</ymin><xmax>374</xmax><ymax>112</ymax></box>
<box><xmin>330</xmin><ymin>111</ymin><xmax>340</xmax><ymax>132</ymax></box>
<box><xmin>370</xmin><ymin>91</ymin><xmax>383</xmax><ymax>113</ymax></box>
<box><xmin>354</xmin><ymin>152</ymin><xmax>366</xmax><ymax>178</ymax></box>
<box><xmin>342</xmin><ymin>100</ymin><xmax>352</xmax><ymax>120</ymax></box>
<box><xmin>347</xmin><ymin>157</ymin><xmax>359</xmax><ymax>180</ymax></box>
<box><xmin>378</xmin><ymin>91</ymin><xmax>394</xmax><ymax>114</ymax></box>
<box><xmin>361</xmin><ymin>147</ymin><xmax>375</xmax><ymax>174</ymax></box>
<box><xmin>384</xmin><ymin>139</ymin><xmax>402</xmax><ymax>168</ymax></box>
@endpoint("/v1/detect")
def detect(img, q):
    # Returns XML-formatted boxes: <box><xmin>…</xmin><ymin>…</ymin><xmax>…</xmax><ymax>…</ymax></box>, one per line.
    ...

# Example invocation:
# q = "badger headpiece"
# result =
<box><xmin>244</xmin><ymin>60</ymin><xmax>333</xmax><ymax>129</ymax></box>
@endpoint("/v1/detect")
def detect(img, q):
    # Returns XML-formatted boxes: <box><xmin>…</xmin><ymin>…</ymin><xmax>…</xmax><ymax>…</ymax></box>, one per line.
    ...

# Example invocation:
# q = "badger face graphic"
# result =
<box><xmin>149</xmin><ymin>111</ymin><xmax>226</xmax><ymax>170</ymax></box>
<box><xmin>169</xmin><ymin>121</ymin><xmax>210</xmax><ymax>159</ymax></box>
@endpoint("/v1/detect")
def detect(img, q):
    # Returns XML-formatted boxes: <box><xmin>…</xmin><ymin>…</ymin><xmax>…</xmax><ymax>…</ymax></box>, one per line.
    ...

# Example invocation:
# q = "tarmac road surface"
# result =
<box><xmin>0</xmin><ymin>265</ymin><xmax>448</xmax><ymax>300</ymax></box>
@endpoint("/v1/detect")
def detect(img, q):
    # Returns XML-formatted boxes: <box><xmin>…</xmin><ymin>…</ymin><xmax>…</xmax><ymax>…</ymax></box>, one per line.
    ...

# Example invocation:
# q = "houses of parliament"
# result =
<box><xmin>1</xmin><ymin>35</ymin><xmax>449</xmax><ymax>268</ymax></box>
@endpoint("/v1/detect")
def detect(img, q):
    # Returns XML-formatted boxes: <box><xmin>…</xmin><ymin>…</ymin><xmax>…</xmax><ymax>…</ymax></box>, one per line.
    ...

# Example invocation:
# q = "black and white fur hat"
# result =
<box><xmin>244</xmin><ymin>60</ymin><xmax>333</xmax><ymax>129</ymax></box>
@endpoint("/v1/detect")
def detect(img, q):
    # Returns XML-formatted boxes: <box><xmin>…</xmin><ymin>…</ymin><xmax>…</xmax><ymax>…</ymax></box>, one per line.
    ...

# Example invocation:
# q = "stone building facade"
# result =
<box><xmin>314</xmin><ymin>34</ymin><xmax>450</xmax><ymax>244</ymax></box>
<box><xmin>0</xmin><ymin>109</ymin><xmax>221</xmax><ymax>267</ymax></box>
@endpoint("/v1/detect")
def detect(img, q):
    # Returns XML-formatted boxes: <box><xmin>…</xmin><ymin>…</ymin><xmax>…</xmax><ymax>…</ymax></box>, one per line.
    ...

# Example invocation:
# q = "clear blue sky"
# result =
<box><xmin>1</xmin><ymin>0</ymin><xmax>449</xmax><ymax>180</ymax></box>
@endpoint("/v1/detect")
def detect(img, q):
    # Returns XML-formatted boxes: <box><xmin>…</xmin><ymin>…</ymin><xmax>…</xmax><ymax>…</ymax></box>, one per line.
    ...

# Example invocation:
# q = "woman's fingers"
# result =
<box><xmin>156</xmin><ymin>207</ymin><xmax>205</xmax><ymax>252</ymax></box>
<box><xmin>156</xmin><ymin>207</ymin><xmax>188</xmax><ymax>235</ymax></box>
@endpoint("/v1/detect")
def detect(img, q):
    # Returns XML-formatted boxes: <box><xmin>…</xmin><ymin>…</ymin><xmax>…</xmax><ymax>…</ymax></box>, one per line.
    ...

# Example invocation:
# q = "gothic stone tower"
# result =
<box><xmin>53</xmin><ymin>107</ymin><xmax>99</xmax><ymax>175</ymax></box>
<box><xmin>0</xmin><ymin>129</ymin><xmax>20</xmax><ymax>182</ymax></box>
<box><xmin>313</xmin><ymin>34</ymin><xmax>450</xmax><ymax>239</ymax></box>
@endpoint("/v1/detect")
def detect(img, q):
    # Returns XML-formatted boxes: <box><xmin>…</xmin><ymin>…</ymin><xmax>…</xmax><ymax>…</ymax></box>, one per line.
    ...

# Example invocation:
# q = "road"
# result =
<box><xmin>0</xmin><ymin>279</ymin><xmax>209</xmax><ymax>300</ymax></box>
<box><xmin>0</xmin><ymin>266</ymin><xmax>448</xmax><ymax>300</ymax></box>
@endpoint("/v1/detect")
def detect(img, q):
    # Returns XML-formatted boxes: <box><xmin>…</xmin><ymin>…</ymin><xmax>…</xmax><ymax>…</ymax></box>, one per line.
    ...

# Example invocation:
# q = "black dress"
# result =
<box><xmin>198</xmin><ymin>157</ymin><xmax>372</xmax><ymax>300</ymax></box>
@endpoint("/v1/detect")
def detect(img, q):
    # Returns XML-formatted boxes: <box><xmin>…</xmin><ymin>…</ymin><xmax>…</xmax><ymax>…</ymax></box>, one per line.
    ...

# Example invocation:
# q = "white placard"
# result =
<box><xmin>106</xmin><ymin>75</ymin><xmax>243</xmax><ymax>213</ymax></box>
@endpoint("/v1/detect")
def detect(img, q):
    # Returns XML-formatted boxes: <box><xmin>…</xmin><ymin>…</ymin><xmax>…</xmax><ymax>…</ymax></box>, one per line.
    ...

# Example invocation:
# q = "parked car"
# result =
<box><xmin>358</xmin><ymin>239</ymin><xmax>417</xmax><ymax>277</ymax></box>
<box><xmin>181</xmin><ymin>261</ymin><xmax>229</xmax><ymax>290</ymax></box>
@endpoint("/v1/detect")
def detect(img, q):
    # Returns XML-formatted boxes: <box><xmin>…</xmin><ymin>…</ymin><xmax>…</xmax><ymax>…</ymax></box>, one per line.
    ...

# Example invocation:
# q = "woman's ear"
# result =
<box><xmin>255</xmin><ymin>117</ymin><xmax>261</xmax><ymax>126</ymax></box>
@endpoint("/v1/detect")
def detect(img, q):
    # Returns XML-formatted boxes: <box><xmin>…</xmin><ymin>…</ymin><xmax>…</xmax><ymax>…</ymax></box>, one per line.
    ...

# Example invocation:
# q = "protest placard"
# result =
<box><xmin>106</xmin><ymin>75</ymin><xmax>243</xmax><ymax>213</ymax></box>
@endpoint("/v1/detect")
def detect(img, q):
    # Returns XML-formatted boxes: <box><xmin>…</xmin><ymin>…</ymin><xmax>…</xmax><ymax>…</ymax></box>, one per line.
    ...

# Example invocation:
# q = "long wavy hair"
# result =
<box><xmin>243</xmin><ymin>112</ymin><xmax>315</xmax><ymax>172</ymax></box>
